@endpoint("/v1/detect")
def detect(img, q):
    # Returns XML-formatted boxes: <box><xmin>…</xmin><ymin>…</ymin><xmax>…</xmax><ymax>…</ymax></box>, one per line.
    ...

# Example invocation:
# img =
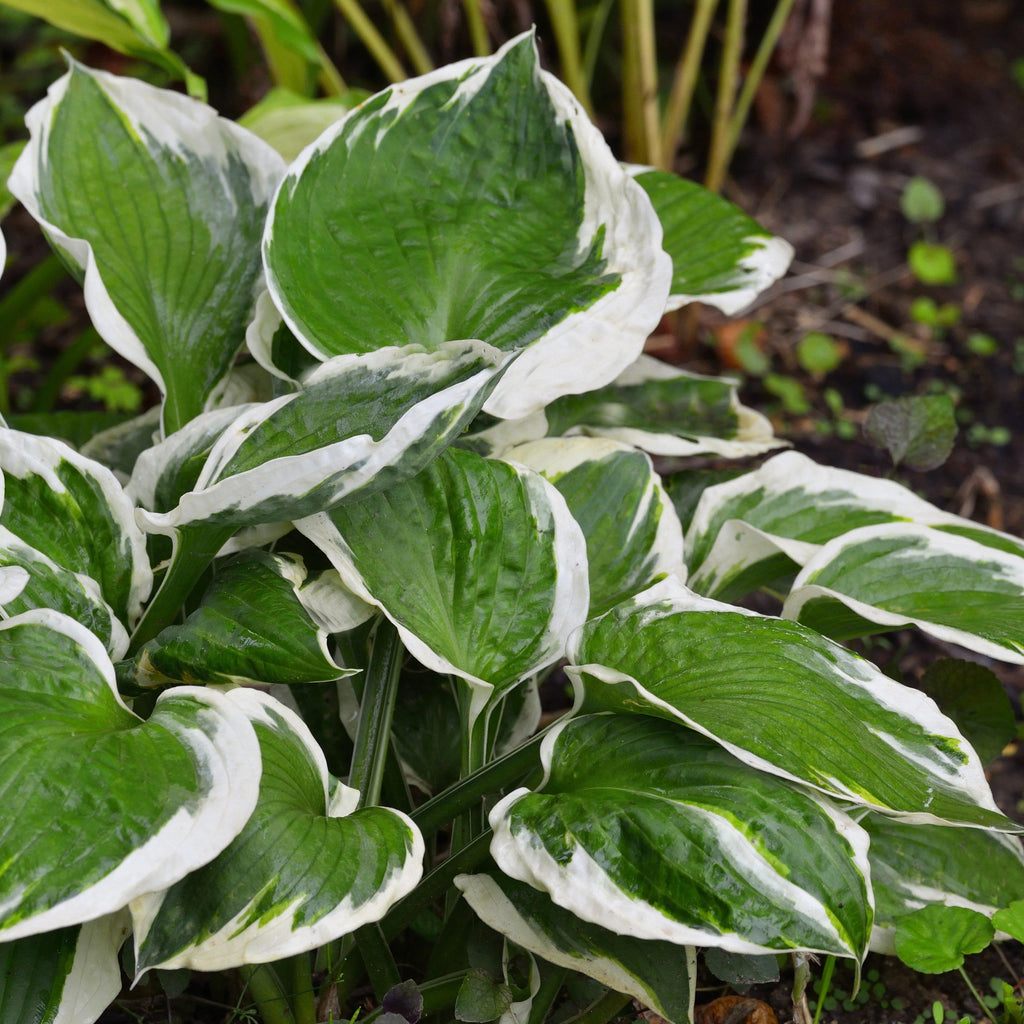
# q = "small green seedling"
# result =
<box><xmin>764</xmin><ymin>373</ymin><xmax>809</xmax><ymax>415</ymax></box>
<box><xmin>895</xmin><ymin>906</ymin><xmax>997</xmax><ymax>1023</ymax></box>
<box><xmin>901</xmin><ymin>177</ymin><xmax>946</xmax><ymax>224</ymax></box>
<box><xmin>863</xmin><ymin>393</ymin><xmax>957</xmax><ymax>471</ymax></box>
<box><xmin>966</xmin><ymin>333</ymin><xmax>998</xmax><ymax>357</ymax></box>
<box><xmin>797</xmin><ymin>331</ymin><xmax>843</xmax><ymax>375</ymax></box>
<box><xmin>910</xmin><ymin>297</ymin><xmax>960</xmax><ymax>332</ymax></box>
<box><xmin>909</xmin><ymin>241</ymin><xmax>957</xmax><ymax>285</ymax></box>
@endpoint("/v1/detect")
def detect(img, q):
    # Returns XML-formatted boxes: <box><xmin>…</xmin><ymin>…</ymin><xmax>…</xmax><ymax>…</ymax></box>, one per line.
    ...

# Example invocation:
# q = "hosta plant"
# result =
<box><xmin>1</xmin><ymin>31</ymin><xmax>1022</xmax><ymax>1024</ymax></box>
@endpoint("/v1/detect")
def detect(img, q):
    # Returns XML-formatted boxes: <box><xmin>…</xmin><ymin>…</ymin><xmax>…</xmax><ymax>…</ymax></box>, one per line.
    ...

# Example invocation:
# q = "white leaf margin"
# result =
<box><xmin>486</xmin><ymin>713</ymin><xmax>872</xmax><ymax>958</ymax></box>
<box><xmin>130</xmin><ymin>688</ymin><xmax>425</xmax><ymax>971</ymax></box>
<box><xmin>53</xmin><ymin>911</ymin><xmax>132</xmax><ymax>1024</ymax></box>
<box><xmin>8</xmin><ymin>59</ymin><xmax>285</xmax><ymax>403</ymax></box>
<box><xmin>566</xmin><ymin>576</ymin><xmax>1003</xmax><ymax>824</ymax></box>
<box><xmin>782</xmin><ymin>521</ymin><xmax>1024</xmax><ymax>665</ymax></box>
<box><xmin>263</xmin><ymin>31</ymin><xmax>673</xmax><ymax>422</ymax></box>
<box><xmin>0</xmin><ymin>428</ymin><xmax>152</xmax><ymax>625</ymax></box>
<box><xmin>0</xmin><ymin>608</ymin><xmax>262</xmax><ymax>942</ymax></box>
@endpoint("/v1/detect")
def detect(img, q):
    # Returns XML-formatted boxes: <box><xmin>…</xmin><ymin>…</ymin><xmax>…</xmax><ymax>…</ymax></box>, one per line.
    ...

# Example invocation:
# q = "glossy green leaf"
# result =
<box><xmin>862</xmin><ymin>813</ymin><xmax>1024</xmax><ymax>953</ymax></box>
<box><xmin>784</xmin><ymin>523</ymin><xmax>1024</xmax><ymax>664</ymax></box>
<box><xmin>569</xmin><ymin>577</ymin><xmax>1013</xmax><ymax>830</ymax></box>
<box><xmin>264</xmin><ymin>31</ymin><xmax>670</xmax><ymax>421</ymax></box>
<box><xmin>9</xmin><ymin>61</ymin><xmax>284</xmax><ymax>431</ymax></box>
<box><xmin>136</xmin><ymin>341</ymin><xmax>505</xmax><ymax>533</ymax></box>
<box><xmin>0</xmin><ymin>427</ymin><xmax>152</xmax><ymax>625</ymax></box>
<box><xmin>488</xmin><ymin>713</ymin><xmax>873</xmax><ymax>959</ymax></box>
<box><xmin>628</xmin><ymin>167</ymin><xmax>792</xmax><ymax>314</ymax></box>
<box><xmin>894</xmin><ymin>905</ymin><xmax>993</xmax><ymax>973</ymax></box>
<box><xmin>0</xmin><ymin>611</ymin><xmax>261</xmax><ymax>941</ymax></box>
<box><xmin>132</xmin><ymin>551</ymin><xmax>354</xmax><ymax>687</ymax></box>
<box><xmin>131</xmin><ymin>689</ymin><xmax>423</xmax><ymax>971</ymax></box>
<box><xmin>0</xmin><ymin>913</ymin><xmax>129</xmax><ymax>1024</ymax></box>
<box><xmin>298</xmin><ymin>446</ymin><xmax>589</xmax><ymax>721</ymax></box>
<box><xmin>992</xmin><ymin>901</ymin><xmax>1024</xmax><ymax>942</ymax></box>
<box><xmin>507</xmin><ymin>437</ymin><xmax>684</xmax><ymax>616</ymax></box>
<box><xmin>685</xmin><ymin>450</ymin><xmax>1024</xmax><ymax>601</ymax></box>
<box><xmin>0</xmin><ymin>526</ymin><xmax>128</xmax><ymax>658</ymax></box>
<box><xmin>476</xmin><ymin>356</ymin><xmax>780</xmax><ymax>460</ymax></box>
<box><xmin>458</xmin><ymin>872</ymin><xmax>695</xmax><ymax>1024</ymax></box>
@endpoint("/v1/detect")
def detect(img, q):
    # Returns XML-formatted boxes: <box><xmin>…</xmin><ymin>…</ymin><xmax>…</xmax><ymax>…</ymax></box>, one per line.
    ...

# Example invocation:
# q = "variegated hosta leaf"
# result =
<box><xmin>0</xmin><ymin>526</ymin><xmax>128</xmax><ymax>659</ymax></box>
<box><xmin>686</xmin><ymin>450</ymin><xmax>1024</xmax><ymax>601</ymax></box>
<box><xmin>136</xmin><ymin>341</ymin><xmax>505</xmax><ymax>534</ymax></box>
<box><xmin>569</xmin><ymin>577</ymin><xmax>1014</xmax><ymax>831</ymax></box>
<box><xmin>783</xmin><ymin>523</ymin><xmax>1024</xmax><ymax>665</ymax></box>
<box><xmin>488</xmin><ymin>713</ymin><xmax>873</xmax><ymax>959</ymax></box>
<box><xmin>131</xmin><ymin>689</ymin><xmax>424</xmax><ymax>971</ymax></box>
<box><xmin>263</xmin><ymin>30</ymin><xmax>671</xmax><ymax>421</ymax></box>
<box><xmin>0</xmin><ymin>428</ymin><xmax>151</xmax><ymax>625</ymax></box>
<box><xmin>0</xmin><ymin>912</ymin><xmax>129</xmax><ymax>1024</ymax></box>
<box><xmin>469</xmin><ymin>355</ymin><xmax>781</xmax><ymax>460</ymax></box>
<box><xmin>0</xmin><ymin>610</ymin><xmax>260</xmax><ymax>942</ymax></box>
<box><xmin>458</xmin><ymin>872</ymin><xmax>696</xmax><ymax>1024</ymax></box>
<box><xmin>132</xmin><ymin>551</ymin><xmax>355</xmax><ymax>687</ymax></box>
<box><xmin>506</xmin><ymin>437</ymin><xmax>685</xmax><ymax>616</ymax></box>
<box><xmin>298</xmin><ymin>446</ymin><xmax>589</xmax><ymax>722</ymax></box>
<box><xmin>862</xmin><ymin>813</ymin><xmax>1024</xmax><ymax>953</ymax></box>
<box><xmin>627</xmin><ymin>166</ymin><xmax>793</xmax><ymax>314</ymax></box>
<box><xmin>8</xmin><ymin>60</ymin><xmax>284</xmax><ymax>432</ymax></box>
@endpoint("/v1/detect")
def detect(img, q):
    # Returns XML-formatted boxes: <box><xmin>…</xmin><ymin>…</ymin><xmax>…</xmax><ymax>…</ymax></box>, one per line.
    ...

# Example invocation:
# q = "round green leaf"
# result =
<box><xmin>894</xmin><ymin>905</ymin><xmax>994</xmax><ymax>973</ymax></box>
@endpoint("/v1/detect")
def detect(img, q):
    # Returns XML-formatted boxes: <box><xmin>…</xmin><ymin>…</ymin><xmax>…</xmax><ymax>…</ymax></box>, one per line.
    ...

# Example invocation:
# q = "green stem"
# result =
<box><xmin>332</xmin><ymin>0</ymin><xmax>407</xmax><ymax>82</ymax></box>
<box><xmin>355</xmin><ymin>921</ymin><xmax>402</xmax><ymax>999</ymax></box>
<box><xmin>410</xmin><ymin>723</ymin><xmax>548</xmax><ymax>839</ymax></box>
<box><xmin>382</xmin><ymin>830</ymin><xmax>493</xmax><ymax>938</ymax></box>
<box><xmin>564</xmin><ymin>989</ymin><xmax>632</xmax><ymax>1024</ymax></box>
<box><xmin>285</xmin><ymin>953</ymin><xmax>317</xmax><ymax>1024</ymax></box>
<box><xmin>348</xmin><ymin>618</ymin><xmax>404</xmax><ymax>809</ymax></box>
<box><xmin>240</xmin><ymin>963</ymin><xmax>295</xmax><ymax>1024</ymax></box>
<box><xmin>528</xmin><ymin>965</ymin><xmax>569</xmax><ymax>1024</ymax></box>
<box><xmin>381</xmin><ymin>0</ymin><xmax>434</xmax><ymax>74</ymax></box>
<box><xmin>705</xmin><ymin>0</ymin><xmax>746</xmax><ymax>192</ymax></box>
<box><xmin>661</xmin><ymin>0</ymin><xmax>721</xmax><ymax>166</ymax></box>
<box><xmin>811</xmin><ymin>955</ymin><xmax>835</xmax><ymax>1024</ymax></box>
<box><xmin>129</xmin><ymin>523</ymin><xmax>236</xmax><ymax>653</ymax></box>
<box><xmin>581</xmin><ymin>0</ymin><xmax>615</xmax><ymax>89</ymax></box>
<box><xmin>620</xmin><ymin>0</ymin><xmax>661</xmax><ymax>166</ymax></box>
<box><xmin>958</xmin><ymin>965</ymin><xmax>998</xmax><ymax>1024</ymax></box>
<box><xmin>0</xmin><ymin>254</ymin><xmax>68</xmax><ymax>350</ymax></box>
<box><xmin>543</xmin><ymin>0</ymin><xmax>594</xmax><ymax>117</ymax></box>
<box><xmin>461</xmin><ymin>0</ymin><xmax>490</xmax><ymax>56</ymax></box>
<box><xmin>724</xmin><ymin>0</ymin><xmax>799</xmax><ymax>166</ymax></box>
<box><xmin>315</xmin><ymin>42</ymin><xmax>348</xmax><ymax>94</ymax></box>
<box><xmin>449</xmin><ymin>684</ymin><xmax>488</xmax><ymax>857</ymax></box>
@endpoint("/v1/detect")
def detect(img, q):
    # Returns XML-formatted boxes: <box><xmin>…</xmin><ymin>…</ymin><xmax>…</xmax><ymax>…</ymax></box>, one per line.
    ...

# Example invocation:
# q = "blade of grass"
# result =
<box><xmin>705</xmin><ymin>0</ymin><xmax>747</xmax><ymax>191</ymax></box>
<box><xmin>581</xmin><ymin>0</ymin><xmax>615</xmax><ymax>90</ymax></box>
<box><xmin>381</xmin><ymin>0</ymin><xmax>434</xmax><ymax>74</ymax></box>
<box><xmin>543</xmin><ymin>0</ymin><xmax>594</xmax><ymax>118</ymax></box>
<box><xmin>332</xmin><ymin>0</ymin><xmax>408</xmax><ymax>82</ymax></box>
<box><xmin>461</xmin><ymin>0</ymin><xmax>490</xmax><ymax>56</ymax></box>
<box><xmin>661</xmin><ymin>0</ymin><xmax>721</xmax><ymax>167</ymax></box>
<box><xmin>725</xmin><ymin>0</ymin><xmax>798</xmax><ymax>166</ymax></box>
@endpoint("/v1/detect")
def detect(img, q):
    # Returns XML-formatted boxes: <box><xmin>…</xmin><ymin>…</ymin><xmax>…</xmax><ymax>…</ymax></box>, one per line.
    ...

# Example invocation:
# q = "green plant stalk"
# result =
<box><xmin>348</xmin><ymin>618</ymin><xmax>404</xmax><ymax>809</ymax></box>
<box><xmin>449</xmin><ymin>684</ymin><xmax>491</xmax><ymax>857</ymax></box>
<box><xmin>128</xmin><ymin>522</ymin><xmax>237</xmax><ymax>653</ymax></box>
<box><xmin>354</xmin><ymin>921</ymin><xmax>402</xmax><ymax>999</ymax></box>
<box><xmin>661</xmin><ymin>0</ymin><xmax>721</xmax><ymax>166</ymax></box>
<box><xmin>381</xmin><ymin>0</ymin><xmax>434</xmax><ymax>75</ymax></box>
<box><xmin>239</xmin><ymin>963</ymin><xmax>296</xmax><ymax>1024</ymax></box>
<box><xmin>543</xmin><ymin>0</ymin><xmax>594</xmax><ymax>118</ymax></box>
<box><xmin>332</xmin><ymin>0</ymin><xmax>407</xmax><ymax>82</ymax></box>
<box><xmin>461</xmin><ymin>0</ymin><xmax>490</xmax><ymax>56</ymax></box>
<box><xmin>0</xmin><ymin>254</ymin><xmax>68</xmax><ymax>350</ymax></box>
<box><xmin>564</xmin><ymin>988</ymin><xmax>633</xmax><ymax>1024</ymax></box>
<box><xmin>382</xmin><ymin>830</ymin><xmax>493</xmax><ymax>938</ymax></box>
<box><xmin>811</xmin><ymin>955</ymin><xmax>835</xmax><ymax>1024</ymax></box>
<box><xmin>724</xmin><ymin>0</ymin><xmax>799</xmax><ymax>168</ymax></box>
<box><xmin>620</xmin><ymin>0</ymin><xmax>662</xmax><ymax>166</ymax></box>
<box><xmin>410</xmin><ymin>724</ymin><xmax>548</xmax><ymax>838</ymax></box>
<box><xmin>30</xmin><ymin>326</ymin><xmax>100</xmax><ymax>413</ymax></box>
<box><xmin>705</xmin><ymin>0</ymin><xmax>747</xmax><ymax>192</ymax></box>
<box><xmin>284</xmin><ymin>952</ymin><xmax>317</xmax><ymax>1024</ymax></box>
<box><xmin>528</xmin><ymin>965</ymin><xmax>569</xmax><ymax>1024</ymax></box>
<box><xmin>581</xmin><ymin>0</ymin><xmax>615</xmax><ymax>89</ymax></box>
<box><xmin>315</xmin><ymin>42</ymin><xmax>348</xmax><ymax>94</ymax></box>
<box><xmin>957</xmin><ymin>966</ymin><xmax>998</xmax><ymax>1024</ymax></box>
